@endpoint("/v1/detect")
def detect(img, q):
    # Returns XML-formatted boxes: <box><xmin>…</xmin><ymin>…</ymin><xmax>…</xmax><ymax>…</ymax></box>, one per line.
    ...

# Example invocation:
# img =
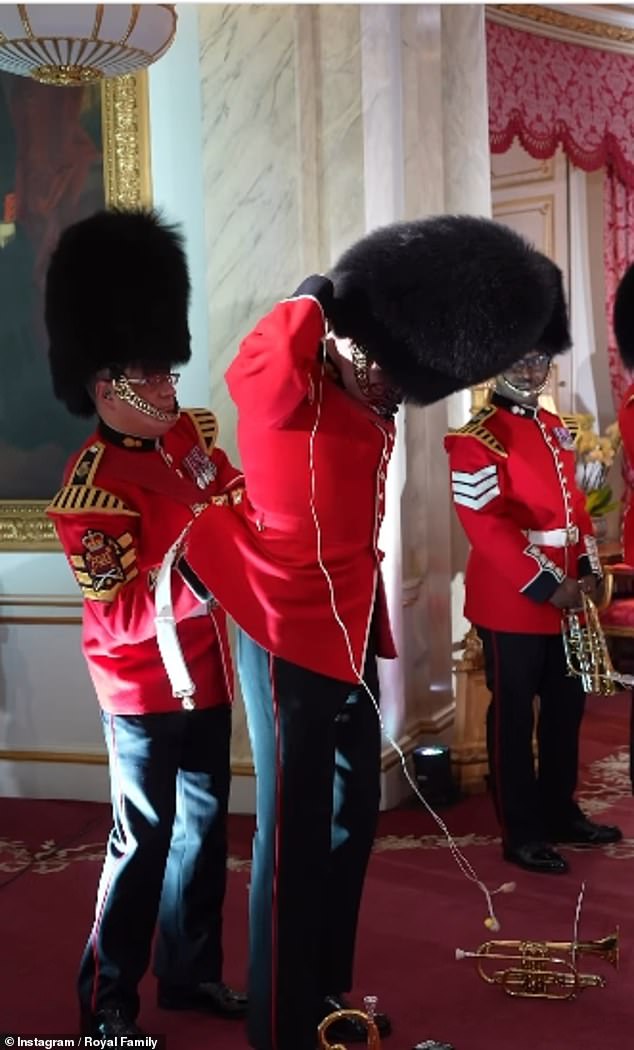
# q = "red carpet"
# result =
<box><xmin>1</xmin><ymin>695</ymin><xmax>633</xmax><ymax>1049</ymax></box>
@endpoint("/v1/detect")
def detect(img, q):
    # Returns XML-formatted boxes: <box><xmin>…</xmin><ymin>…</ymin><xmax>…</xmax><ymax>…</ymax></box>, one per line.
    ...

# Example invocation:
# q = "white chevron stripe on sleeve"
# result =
<box><xmin>451</xmin><ymin>464</ymin><xmax>499</xmax><ymax>499</ymax></box>
<box><xmin>451</xmin><ymin>464</ymin><xmax>497</xmax><ymax>484</ymax></box>
<box><xmin>452</xmin><ymin>484</ymin><xmax>500</xmax><ymax>511</ymax></box>
<box><xmin>452</xmin><ymin>475</ymin><xmax>499</xmax><ymax>499</ymax></box>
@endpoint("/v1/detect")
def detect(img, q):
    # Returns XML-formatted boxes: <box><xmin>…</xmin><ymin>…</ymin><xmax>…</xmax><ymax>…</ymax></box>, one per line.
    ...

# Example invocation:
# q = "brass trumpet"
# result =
<box><xmin>317</xmin><ymin>1009</ymin><xmax>381</xmax><ymax>1049</ymax></box>
<box><xmin>456</xmin><ymin>929</ymin><xmax>619</xmax><ymax>999</ymax></box>
<box><xmin>563</xmin><ymin>592</ymin><xmax>634</xmax><ymax>695</ymax></box>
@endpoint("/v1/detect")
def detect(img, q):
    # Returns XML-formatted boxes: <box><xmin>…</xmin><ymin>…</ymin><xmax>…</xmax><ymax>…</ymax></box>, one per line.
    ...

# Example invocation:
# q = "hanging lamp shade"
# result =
<box><xmin>0</xmin><ymin>4</ymin><xmax>177</xmax><ymax>86</ymax></box>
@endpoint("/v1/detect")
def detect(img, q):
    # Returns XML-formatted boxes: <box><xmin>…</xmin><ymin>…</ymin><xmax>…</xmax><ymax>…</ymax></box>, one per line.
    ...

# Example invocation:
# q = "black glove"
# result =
<box><xmin>291</xmin><ymin>274</ymin><xmax>334</xmax><ymax>318</ymax></box>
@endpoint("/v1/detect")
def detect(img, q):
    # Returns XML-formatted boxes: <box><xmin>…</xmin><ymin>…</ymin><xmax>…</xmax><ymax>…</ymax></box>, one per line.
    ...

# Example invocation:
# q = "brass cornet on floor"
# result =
<box><xmin>563</xmin><ymin>592</ymin><xmax>634</xmax><ymax>695</ymax></box>
<box><xmin>456</xmin><ymin>929</ymin><xmax>619</xmax><ymax>999</ymax></box>
<box><xmin>318</xmin><ymin>1009</ymin><xmax>381</xmax><ymax>1049</ymax></box>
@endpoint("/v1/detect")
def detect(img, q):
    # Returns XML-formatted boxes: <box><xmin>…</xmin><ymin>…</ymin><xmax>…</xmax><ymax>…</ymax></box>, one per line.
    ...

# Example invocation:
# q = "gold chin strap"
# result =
<box><xmin>111</xmin><ymin>376</ymin><xmax>179</xmax><ymax>424</ymax></box>
<box><xmin>498</xmin><ymin>360</ymin><xmax>552</xmax><ymax>402</ymax></box>
<box><xmin>350</xmin><ymin>342</ymin><xmax>401</xmax><ymax>419</ymax></box>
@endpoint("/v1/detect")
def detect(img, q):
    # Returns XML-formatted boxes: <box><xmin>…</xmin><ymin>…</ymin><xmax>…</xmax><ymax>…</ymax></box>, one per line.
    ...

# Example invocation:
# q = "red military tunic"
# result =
<box><xmin>618</xmin><ymin>382</ymin><xmax>634</xmax><ymax>565</ymax></box>
<box><xmin>47</xmin><ymin>409</ymin><xmax>242</xmax><ymax>714</ymax></box>
<box><xmin>181</xmin><ymin>291</ymin><xmax>397</xmax><ymax>683</ymax></box>
<box><xmin>444</xmin><ymin>394</ymin><xmax>599</xmax><ymax>634</ymax></box>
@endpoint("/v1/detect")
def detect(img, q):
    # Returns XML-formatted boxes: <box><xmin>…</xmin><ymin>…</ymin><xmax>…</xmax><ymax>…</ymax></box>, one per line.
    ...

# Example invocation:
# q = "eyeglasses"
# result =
<box><xmin>506</xmin><ymin>353</ymin><xmax>551</xmax><ymax>373</ymax></box>
<box><xmin>122</xmin><ymin>372</ymin><xmax>181</xmax><ymax>389</ymax></box>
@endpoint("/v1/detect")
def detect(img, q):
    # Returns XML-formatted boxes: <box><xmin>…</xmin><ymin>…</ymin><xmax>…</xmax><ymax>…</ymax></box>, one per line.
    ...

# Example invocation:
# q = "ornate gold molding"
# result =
<box><xmin>0</xmin><ymin>614</ymin><xmax>82</xmax><ymax>625</ymax></box>
<box><xmin>231</xmin><ymin>714</ymin><xmax>457</xmax><ymax>780</ymax></box>
<box><xmin>1</xmin><ymin>750</ymin><xmax>261</xmax><ymax>781</ymax></box>
<box><xmin>0</xmin><ymin>594</ymin><xmax>81</xmax><ymax>608</ymax></box>
<box><xmin>0</xmin><ymin>500</ymin><xmax>58</xmax><ymax>551</ymax></box>
<box><xmin>231</xmin><ymin>759</ymin><xmax>256</xmax><ymax>778</ymax></box>
<box><xmin>0</xmin><ymin>748</ymin><xmax>107</xmax><ymax>765</ymax></box>
<box><xmin>0</xmin><ymin>72</ymin><xmax>151</xmax><ymax>552</ymax></box>
<box><xmin>102</xmin><ymin>71</ymin><xmax>152</xmax><ymax>208</ymax></box>
<box><xmin>488</xmin><ymin>4</ymin><xmax>634</xmax><ymax>52</ymax></box>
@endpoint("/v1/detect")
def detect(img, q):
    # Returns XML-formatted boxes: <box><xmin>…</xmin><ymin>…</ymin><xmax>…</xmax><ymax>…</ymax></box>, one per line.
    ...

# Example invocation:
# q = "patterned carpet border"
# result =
<box><xmin>2</xmin><ymin>748</ymin><xmax>630</xmax><ymax>876</ymax></box>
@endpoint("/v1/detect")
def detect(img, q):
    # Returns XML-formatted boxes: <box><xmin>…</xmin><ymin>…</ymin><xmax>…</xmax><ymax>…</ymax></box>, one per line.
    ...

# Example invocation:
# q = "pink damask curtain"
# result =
<box><xmin>487</xmin><ymin>19</ymin><xmax>634</xmax><ymax>411</ymax></box>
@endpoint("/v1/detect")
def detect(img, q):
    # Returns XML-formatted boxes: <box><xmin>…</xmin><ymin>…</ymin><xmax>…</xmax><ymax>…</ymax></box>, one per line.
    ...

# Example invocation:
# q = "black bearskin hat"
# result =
<box><xmin>328</xmin><ymin>215</ymin><xmax>571</xmax><ymax>405</ymax></box>
<box><xmin>46</xmin><ymin>208</ymin><xmax>191</xmax><ymax>416</ymax></box>
<box><xmin>613</xmin><ymin>262</ymin><xmax>634</xmax><ymax>370</ymax></box>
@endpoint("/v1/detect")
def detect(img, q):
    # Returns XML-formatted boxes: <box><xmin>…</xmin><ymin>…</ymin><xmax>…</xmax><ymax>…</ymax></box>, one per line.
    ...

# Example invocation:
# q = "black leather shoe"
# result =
<box><xmin>320</xmin><ymin>994</ymin><xmax>392</xmax><ymax>1042</ymax></box>
<box><xmin>157</xmin><ymin>980</ymin><xmax>247</xmax><ymax>1018</ymax></box>
<box><xmin>548</xmin><ymin>814</ymin><xmax>623</xmax><ymax>846</ymax></box>
<box><xmin>80</xmin><ymin>1005</ymin><xmax>144</xmax><ymax>1037</ymax></box>
<box><xmin>503</xmin><ymin>841</ymin><xmax>569</xmax><ymax>874</ymax></box>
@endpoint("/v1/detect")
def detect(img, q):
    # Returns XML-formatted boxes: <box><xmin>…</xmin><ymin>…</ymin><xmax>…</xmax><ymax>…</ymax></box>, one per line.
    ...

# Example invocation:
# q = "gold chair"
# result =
<box><xmin>596</xmin><ymin>560</ymin><xmax>634</xmax><ymax>791</ymax></box>
<box><xmin>597</xmin><ymin>562</ymin><xmax>634</xmax><ymax>673</ymax></box>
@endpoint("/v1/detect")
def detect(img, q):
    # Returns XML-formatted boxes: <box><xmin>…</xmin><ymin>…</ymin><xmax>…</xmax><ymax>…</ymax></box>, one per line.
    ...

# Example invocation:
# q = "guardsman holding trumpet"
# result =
<box><xmin>445</xmin><ymin>344</ymin><xmax>623</xmax><ymax>875</ymax></box>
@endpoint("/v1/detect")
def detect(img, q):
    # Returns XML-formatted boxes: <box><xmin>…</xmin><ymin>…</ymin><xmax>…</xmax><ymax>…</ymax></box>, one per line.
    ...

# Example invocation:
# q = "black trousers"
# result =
<box><xmin>78</xmin><ymin>704</ymin><xmax>231</xmax><ymax>1020</ymax></box>
<box><xmin>237</xmin><ymin>629</ymin><xmax>381</xmax><ymax>1050</ymax></box>
<box><xmin>477</xmin><ymin>628</ymin><xmax>586</xmax><ymax>847</ymax></box>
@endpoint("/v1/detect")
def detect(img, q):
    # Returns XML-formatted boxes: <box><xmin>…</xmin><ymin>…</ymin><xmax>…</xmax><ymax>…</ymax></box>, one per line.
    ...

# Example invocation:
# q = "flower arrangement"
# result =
<box><xmin>574</xmin><ymin>414</ymin><xmax>621</xmax><ymax>517</ymax></box>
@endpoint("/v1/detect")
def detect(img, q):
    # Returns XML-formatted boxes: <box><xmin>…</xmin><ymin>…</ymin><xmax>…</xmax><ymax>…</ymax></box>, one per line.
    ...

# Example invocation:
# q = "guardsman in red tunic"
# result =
<box><xmin>163</xmin><ymin>216</ymin><xmax>577</xmax><ymax>1050</ymax></box>
<box><xmin>446</xmin><ymin>349</ymin><xmax>622</xmax><ymax>876</ymax></box>
<box><xmin>44</xmin><ymin>210</ymin><xmax>246</xmax><ymax>1038</ymax></box>
<box><xmin>614</xmin><ymin>264</ymin><xmax>634</xmax><ymax>565</ymax></box>
<box><xmin>618</xmin><ymin>383</ymin><xmax>634</xmax><ymax>565</ymax></box>
<box><xmin>612</xmin><ymin>263</ymin><xmax>634</xmax><ymax>786</ymax></box>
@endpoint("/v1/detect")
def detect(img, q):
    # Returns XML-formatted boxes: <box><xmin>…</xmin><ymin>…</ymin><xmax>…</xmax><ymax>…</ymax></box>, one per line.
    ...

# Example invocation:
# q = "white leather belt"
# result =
<box><xmin>525</xmin><ymin>526</ymin><xmax>579</xmax><ymax>547</ymax></box>
<box><xmin>155</xmin><ymin>526</ymin><xmax>197</xmax><ymax>710</ymax></box>
<box><xmin>185</xmin><ymin>602</ymin><xmax>212</xmax><ymax>619</ymax></box>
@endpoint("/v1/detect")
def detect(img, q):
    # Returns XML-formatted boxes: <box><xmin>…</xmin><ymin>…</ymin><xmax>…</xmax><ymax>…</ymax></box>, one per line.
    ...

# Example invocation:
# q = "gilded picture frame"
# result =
<box><xmin>0</xmin><ymin>72</ymin><xmax>151</xmax><ymax>552</ymax></box>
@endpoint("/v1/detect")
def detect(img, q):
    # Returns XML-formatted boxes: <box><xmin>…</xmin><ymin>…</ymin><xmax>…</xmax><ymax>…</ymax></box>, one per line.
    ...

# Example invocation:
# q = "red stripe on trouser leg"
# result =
<box><xmin>491</xmin><ymin>632</ymin><xmax>510</xmax><ymax>845</ymax></box>
<box><xmin>268</xmin><ymin>651</ymin><xmax>282</xmax><ymax>1048</ymax></box>
<box><xmin>89</xmin><ymin>715</ymin><xmax>123</xmax><ymax>1015</ymax></box>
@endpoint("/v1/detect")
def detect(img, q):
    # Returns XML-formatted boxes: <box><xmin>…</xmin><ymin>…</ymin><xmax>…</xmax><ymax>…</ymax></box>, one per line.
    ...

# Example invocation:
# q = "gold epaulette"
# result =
<box><xmin>559</xmin><ymin>414</ymin><xmax>581</xmax><ymax>443</ymax></box>
<box><xmin>447</xmin><ymin>405</ymin><xmax>507</xmax><ymax>458</ymax></box>
<box><xmin>185</xmin><ymin>409</ymin><xmax>218</xmax><ymax>454</ymax></box>
<box><xmin>47</xmin><ymin>442</ymin><xmax>137</xmax><ymax>518</ymax></box>
<box><xmin>47</xmin><ymin>486</ymin><xmax>139</xmax><ymax>516</ymax></box>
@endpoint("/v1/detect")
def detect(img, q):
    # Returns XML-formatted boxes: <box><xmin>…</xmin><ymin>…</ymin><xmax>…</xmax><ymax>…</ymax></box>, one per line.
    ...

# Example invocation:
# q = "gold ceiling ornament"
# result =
<box><xmin>487</xmin><ymin>4</ymin><xmax>634</xmax><ymax>54</ymax></box>
<box><xmin>0</xmin><ymin>4</ymin><xmax>176</xmax><ymax>85</ymax></box>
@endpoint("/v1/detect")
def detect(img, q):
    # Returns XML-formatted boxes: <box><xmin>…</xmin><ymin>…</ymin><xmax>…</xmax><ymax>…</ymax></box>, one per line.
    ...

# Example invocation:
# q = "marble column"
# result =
<box><xmin>197</xmin><ymin>3</ymin><xmax>491</xmax><ymax>809</ymax></box>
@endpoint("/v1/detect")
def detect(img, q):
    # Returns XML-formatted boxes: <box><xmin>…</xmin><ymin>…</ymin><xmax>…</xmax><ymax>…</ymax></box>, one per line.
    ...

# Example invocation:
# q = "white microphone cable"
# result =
<box><xmin>308</xmin><ymin>342</ymin><xmax>515</xmax><ymax>932</ymax></box>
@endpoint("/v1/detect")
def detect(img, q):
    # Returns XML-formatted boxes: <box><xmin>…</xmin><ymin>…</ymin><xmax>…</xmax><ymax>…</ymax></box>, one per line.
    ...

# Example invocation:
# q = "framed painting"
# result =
<box><xmin>0</xmin><ymin>72</ymin><xmax>151</xmax><ymax>551</ymax></box>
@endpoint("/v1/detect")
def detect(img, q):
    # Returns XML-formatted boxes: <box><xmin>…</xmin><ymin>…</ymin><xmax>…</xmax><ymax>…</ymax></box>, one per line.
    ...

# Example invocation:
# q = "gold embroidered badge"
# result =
<box><xmin>70</xmin><ymin>530</ymin><xmax>137</xmax><ymax>601</ymax></box>
<box><xmin>83</xmin><ymin>531</ymin><xmax>125</xmax><ymax>589</ymax></box>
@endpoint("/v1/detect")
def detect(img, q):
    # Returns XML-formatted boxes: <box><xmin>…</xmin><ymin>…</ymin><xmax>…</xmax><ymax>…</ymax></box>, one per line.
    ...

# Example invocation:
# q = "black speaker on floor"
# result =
<box><xmin>412</xmin><ymin>745</ymin><xmax>458</xmax><ymax>807</ymax></box>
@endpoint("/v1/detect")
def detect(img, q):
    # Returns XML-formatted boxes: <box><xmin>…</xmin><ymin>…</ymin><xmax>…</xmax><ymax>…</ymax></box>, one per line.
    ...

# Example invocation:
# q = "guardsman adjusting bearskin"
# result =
<box><xmin>45</xmin><ymin>209</ymin><xmax>246</xmax><ymax>1039</ymax></box>
<box><xmin>156</xmin><ymin>215</ymin><xmax>585</xmax><ymax>1050</ymax></box>
<box><xmin>446</xmin><ymin>336</ymin><xmax>623</xmax><ymax>876</ymax></box>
